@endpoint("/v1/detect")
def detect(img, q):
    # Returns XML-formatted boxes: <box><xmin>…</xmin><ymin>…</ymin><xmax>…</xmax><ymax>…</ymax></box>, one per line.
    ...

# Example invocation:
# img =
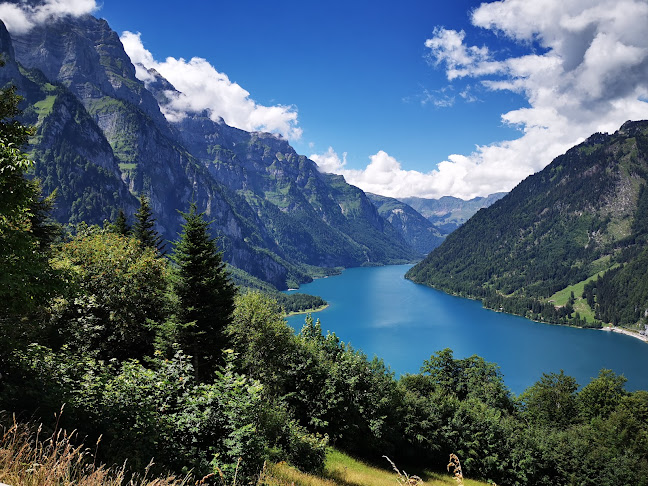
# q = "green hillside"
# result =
<box><xmin>407</xmin><ymin>121</ymin><xmax>648</xmax><ymax>329</ymax></box>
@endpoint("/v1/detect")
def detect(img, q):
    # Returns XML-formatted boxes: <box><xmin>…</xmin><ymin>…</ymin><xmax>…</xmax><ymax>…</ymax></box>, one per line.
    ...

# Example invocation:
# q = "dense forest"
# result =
<box><xmin>407</xmin><ymin>121</ymin><xmax>648</xmax><ymax>330</ymax></box>
<box><xmin>2</xmin><ymin>82</ymin><xmax>648</xmax><ymax>485</ymax></box>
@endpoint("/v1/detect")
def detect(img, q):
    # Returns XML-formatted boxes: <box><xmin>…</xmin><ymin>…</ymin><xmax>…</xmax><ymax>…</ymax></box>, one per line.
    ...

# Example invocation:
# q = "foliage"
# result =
<box><xmin>577</xmin><ymin>369</ymin><xmax>628</xmax><ymax>421</ymax></box>
<box><xmin>52</xmin><ymin>229</ymin><xmax>170</xmax><ymax>360</ymax></box>
<box><xmin>0</xmin><ymin>82</ymin><xmax>60</xmax><ymax>316</ymax></box>
<box><xmin>274</xmin><ymin>292</ymin><xmax>327</xmax><ymax>314</ymax></box>
<box><xmin>518</xmin><ymin>371</ymin><xmax>579</xmax><ymax>428</ymax></box>
<box><xmin>171</xmin><ymin>202</ymin><xmax>237</xmax><ymax>381</ymax></box>
<box><xmin>421</xmin><ymin>348</ymin><xmax>512</xmax><ymax>410</ymax></box>
<box><xmin>406</xmin><ymin>121</ymin><xmax>648</xmax><ymax>328</ymax></box>
<box><xmin>132</xmin><ymin>195</ymin><xmax>165</xmax><ymax>255</ymax></box>
<box><xmin>111</xmin><ymin>208</ymin><xmax>130</xmax><ymax>236</ymax></box>
<box><xmin>1</xmin><ymin>346</ymin><xmax>265</xmax><ymax>481</ymax></box>
<box><xmin>2</xmin><ymin>103</ymin><xmax>647</xmax><ymax>485</ymax></box>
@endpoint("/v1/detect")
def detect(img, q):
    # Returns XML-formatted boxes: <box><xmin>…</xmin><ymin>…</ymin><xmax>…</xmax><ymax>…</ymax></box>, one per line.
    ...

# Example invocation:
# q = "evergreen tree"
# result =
<box><xmin>113</xmin><ymin>208</ymin><xmax>130</xmax><ymax>236</ymax></box>
<box><xmin>172</xmin><ymin>202</ymin><xmax>236</xmax><ymax>381</ymax></box>
<box><xmin>133</xmin><ymin>195</ymin><xmax>164</xmax><ymax>254</ymax></box>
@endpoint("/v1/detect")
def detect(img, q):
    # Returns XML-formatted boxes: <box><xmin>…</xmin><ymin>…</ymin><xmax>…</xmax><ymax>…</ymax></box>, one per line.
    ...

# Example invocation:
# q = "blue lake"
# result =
<box><xmin>285</xmin><ymin>264</ymin><xmax>648</xmax><ymax>395</ymax></box>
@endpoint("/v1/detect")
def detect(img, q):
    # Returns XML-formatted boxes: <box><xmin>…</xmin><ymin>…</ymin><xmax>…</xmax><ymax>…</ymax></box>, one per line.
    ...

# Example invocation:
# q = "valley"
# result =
<box><xmin>2</xmin><ymin>1</ymin><xmax>648</xmax><ymax>485</ymax></box>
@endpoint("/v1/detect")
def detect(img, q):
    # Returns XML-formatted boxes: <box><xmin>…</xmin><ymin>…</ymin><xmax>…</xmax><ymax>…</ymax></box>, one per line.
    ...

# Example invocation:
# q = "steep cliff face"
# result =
<box><xmin>2</xmin><ymin>15</ymin><xmax>417</xmax><ymax>288</ymax></box>
<box><xmin>169</xmin><ymin>111</ymin><xmax>416</xmax><ymax>267</ymax></box>
<box><xmin>0</xmin><ymin>23</ymin><xmax>136</xmax><ymax>224</ymax></box>
<box><xmin>367</xmin><ymin>193</ymin><xmax>445</xmax><ymax>255</ymax></box>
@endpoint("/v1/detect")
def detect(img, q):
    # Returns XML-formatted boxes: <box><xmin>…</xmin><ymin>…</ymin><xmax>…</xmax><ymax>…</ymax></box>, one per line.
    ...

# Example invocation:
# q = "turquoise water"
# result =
<box><xmin>285</xmin><ymin>264</ymin><xmax>648</xmax><ymax>394</ymax></box>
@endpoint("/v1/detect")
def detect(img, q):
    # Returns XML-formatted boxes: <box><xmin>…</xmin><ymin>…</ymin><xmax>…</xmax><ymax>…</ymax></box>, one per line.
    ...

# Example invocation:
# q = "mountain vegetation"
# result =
<box><xmin>2</xmin><ymin>7</ymin><xmax>648</xmax><ymax>486</ymax></box>
<box><xmin>0</xmin><ymin>15</ymin><xmax>418</xmax><ymax>292</ymax></box>
<box><xmin>2</xmin><ymin>102</ymin><xmax>648</xmax><ymax>485</ymax></box>
<box><xmin>407</xmin><ymin>121</ymin><xmax>648</xmax><ymax>329</ymax></box>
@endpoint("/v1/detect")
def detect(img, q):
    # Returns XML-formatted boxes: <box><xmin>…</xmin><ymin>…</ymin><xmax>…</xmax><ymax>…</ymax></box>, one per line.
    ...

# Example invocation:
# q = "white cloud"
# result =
<box><xmin>311</xmin><ymin>146</ymin><xmax>347</xmax><ymax>173</ymax></box>
<box><xmin>415</xmin><ymin>0</ymin><xmax>648</xmax><ymax>198</ymax></box>
<box><xmin>0</xmin><ymin>0</ymin><xmax>97</xmax><ymax>34</ymax></box>
<box><xmin>120</xmin><ymin>31</ymin><xmax>302</xmax><ymax>140</ymax></box>
<box><xmin>332</xmin><ymin>0</ymin><xmax>648</xmax><ymax>199</ymax></box>
<box><xmin>312</xmin><ymin>148</ymin><xmax>481</xmax><ymax>199</ymax></box>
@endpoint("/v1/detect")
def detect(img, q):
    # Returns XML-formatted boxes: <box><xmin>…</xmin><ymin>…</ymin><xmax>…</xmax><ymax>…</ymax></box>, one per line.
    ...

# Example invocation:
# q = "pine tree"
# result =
<box><xmin>113</xmin><ymin>208</ymin><xmax>130</xmax><ymax>236</ymax></box>
<box><xmin>132</xmin><ymin>195</ymin><xmax>164</xmax><ymax>255</ymax></box>
<box><xmin>172</xmin><ymin>202</ymin><xmax>236</xmax><ymax>381</ymax></box>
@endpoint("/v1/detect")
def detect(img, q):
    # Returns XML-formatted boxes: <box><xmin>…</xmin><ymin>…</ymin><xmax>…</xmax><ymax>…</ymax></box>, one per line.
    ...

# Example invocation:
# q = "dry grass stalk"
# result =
<box><xmin>0</xmin><ymin>413</ymin><xmax>190</xmax><ymax>486</ymax></box>
<box><xmin>383</xmin><ymin>455</ymin><xmax>422</xmax><ymax>486</ymax></box>
<box><xmin>446</xmin><ymin>454</ymin><xmax>463</xmax><ymax>486</ymax></box>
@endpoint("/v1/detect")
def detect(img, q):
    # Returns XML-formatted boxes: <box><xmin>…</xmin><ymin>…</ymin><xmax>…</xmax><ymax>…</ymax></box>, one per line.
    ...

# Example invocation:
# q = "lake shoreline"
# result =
<box><xmin>601</xmin><ymin>326</ymin><xmax>648</xmax><ymax>344</ymax></box>
<box><xmin>286</xmin><ymin>264</ymin><xmax>648</xmax><ymax>393</ymax></box>
<box><xmin>284</xmin><ymin>304</ymin><xmax>329</xmax><ymax>318</ymax></box>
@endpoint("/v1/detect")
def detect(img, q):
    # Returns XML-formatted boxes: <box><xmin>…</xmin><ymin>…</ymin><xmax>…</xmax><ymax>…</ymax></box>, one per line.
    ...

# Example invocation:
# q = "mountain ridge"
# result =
<box><xmin>406</xmin><ymin>120</ymin><xmax>648</xmax><ymax>328</ymax></box>
<box><xmin>0</xmin><ymin>14</ymin><xmax>419</xmax><ymax>289</ymax></box>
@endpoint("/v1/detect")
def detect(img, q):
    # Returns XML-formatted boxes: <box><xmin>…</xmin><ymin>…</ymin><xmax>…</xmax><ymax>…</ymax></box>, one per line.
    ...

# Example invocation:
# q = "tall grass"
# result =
<box><xmin>0</xmin><ymin>413</ymin><xmax>191</xmax><ymax>486</ymax></box>
<box><xmin>0</xmin><ymin>413</ymin><xmax>489</xmax><ymax>486</ymax></box>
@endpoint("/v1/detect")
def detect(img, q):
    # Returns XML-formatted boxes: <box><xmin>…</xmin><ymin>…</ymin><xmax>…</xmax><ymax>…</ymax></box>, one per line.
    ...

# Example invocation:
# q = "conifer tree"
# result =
<box><xmin>133</xmin><ymin>195</ymin><xmax>164</xmax><ymax>255</ymax></box>
<box><xmin>172</xmin><ymin>202</ymin><xmax>236</xmax><ymax>381</ymax></box>
<box><xmin>113</xmin><ymin>208</ymin><xmax>130</xmax><ymax>236</ymax></box>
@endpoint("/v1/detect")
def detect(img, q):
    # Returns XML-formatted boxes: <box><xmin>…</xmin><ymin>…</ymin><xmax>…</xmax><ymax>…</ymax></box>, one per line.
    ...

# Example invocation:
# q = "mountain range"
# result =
<box><xmin>400</xmin><ymin>193</ymin><xmax>506</xmax><ymax>235</ymax></box>
<box><xmin>0</xmin><ymin>10</ymin><xmax>505</xmax><ymax>290</ymax></box>
<box><xmin>407</xmin><ymin>120</ymin><xmax>648</xmax><ymax>329</ymax></box>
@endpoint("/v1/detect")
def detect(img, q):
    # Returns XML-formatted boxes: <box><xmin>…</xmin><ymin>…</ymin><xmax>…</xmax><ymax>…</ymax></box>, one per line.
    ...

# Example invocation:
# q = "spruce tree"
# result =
<box><xmin>133</xmin><ymin>195</ymin><xmax>164</xmax><ymax>255</ymax></box>
<box><xmin>172</xmin><ymin>202</ymin><xmax>236</xmax><ymax>381</ymax></box>
<box><xmin>113</xmin><ymin>208</ymin><xmax>130</xmax><ymax>236</ymax></box>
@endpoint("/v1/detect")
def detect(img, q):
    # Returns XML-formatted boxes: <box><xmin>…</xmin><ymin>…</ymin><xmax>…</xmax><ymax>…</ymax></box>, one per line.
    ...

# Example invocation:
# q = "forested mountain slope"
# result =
<box><xmin>0</xmin><ymin>13</ymin><xmax>417</xmax><ymax>289</ymax></box>
<box><xmin>407</xmin><ymin>120</ymin><xmax>648</xmax><ymax>328</ymax></box>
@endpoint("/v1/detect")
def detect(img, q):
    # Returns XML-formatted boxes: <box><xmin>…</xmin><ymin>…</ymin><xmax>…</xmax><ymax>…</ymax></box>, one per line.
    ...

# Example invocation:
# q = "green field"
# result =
<box><xmin>547</xmin><ymin>266</ymin><xmax>618</xmax><ymax>324</ymax></box>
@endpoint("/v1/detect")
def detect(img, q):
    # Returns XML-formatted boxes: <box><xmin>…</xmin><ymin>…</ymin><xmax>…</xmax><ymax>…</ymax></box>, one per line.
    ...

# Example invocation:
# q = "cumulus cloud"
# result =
<box><xmin>0</xmin><ymin>0</ymin><xmax>97</xmax><ymax>34</ymax></box>
<box><xmin>121</xmin><ymin>31</ymin><xmax>302</xmax><ymax>140</ymax></box>
<box><xmin>324</xmin><ymin>0</ymin><xmax>648</xmax><ymax>199</ymax></box>
<box><xmin>312</xmin><ymin>148</ymin><xmax>486</xmax><ymax>199</ymax></box>
<box><xmin>310</xmin><ymin>146</ymin><xmax>347</xmax><ymax>173</ymax></box>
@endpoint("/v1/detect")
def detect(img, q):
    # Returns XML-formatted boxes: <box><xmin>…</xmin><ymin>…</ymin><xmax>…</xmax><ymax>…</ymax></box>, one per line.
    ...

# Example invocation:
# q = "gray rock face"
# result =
<box><xmin>367</xmin><ymin>193</ymin><xmax>445</xmax><ymax>255</ymax></box>
<box><xmin>2</xmin><ymin>15</ymin><xmax>418</xmax><ymax>288</ymax></box>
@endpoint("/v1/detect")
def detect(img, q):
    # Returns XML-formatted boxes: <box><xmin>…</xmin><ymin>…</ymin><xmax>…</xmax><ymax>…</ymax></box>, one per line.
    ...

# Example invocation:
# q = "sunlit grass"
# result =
<box><xmin>2</xmin><ymin>416</ymin><xmax>489</xmax><ymax>486</ymax></box>
<box><xmin>547</xmin><ymin>266</ymin><xmax>619</xmax><ymax>324</ymax></box>
<box><xmin>263</xmin><ymin>449</ymin><xmax>489</xmax><ymax>486</ymax></box>
<box><xmin>0</xmin><ymin>414</ymin><xmax>191</xmax><ymax>486</ymax></box>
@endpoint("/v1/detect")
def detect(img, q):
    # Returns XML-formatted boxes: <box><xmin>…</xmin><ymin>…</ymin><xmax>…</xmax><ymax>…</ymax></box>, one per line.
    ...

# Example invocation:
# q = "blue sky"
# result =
<box><xmin>2</xmin><ymin>0</ymin><xmax>648</xmax><ymax>198</ymax></box>
<box><xmin>98</xmin><ymin>0</ymin><xmax>521</xmax><ymax>161</ymax></box>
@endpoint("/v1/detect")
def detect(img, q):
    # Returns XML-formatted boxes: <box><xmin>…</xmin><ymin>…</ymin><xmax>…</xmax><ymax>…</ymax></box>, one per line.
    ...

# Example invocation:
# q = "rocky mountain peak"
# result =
<box><xmin>0</xmin><ymin>20</ymin><xmax>15</xmax><ymax>62</ymax></box>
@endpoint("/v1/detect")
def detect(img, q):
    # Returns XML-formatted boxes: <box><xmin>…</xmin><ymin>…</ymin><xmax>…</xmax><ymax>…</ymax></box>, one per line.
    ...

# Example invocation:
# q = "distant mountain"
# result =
<box><xmin>0</xmin><ymin>15</ymin><xmax>417</xmax><ymax>289</ymax></box>
<box><xmin>366</xmin><ymin>193</ymin><xmax>444</xmax><ymax>255</ymax></box>
<box><xmin>407</xmin><ymin>121</ymin><xmax>648</xmax><ymax>329</ymax></box>
<box><xmin>400</xmin><ymin>193</ymin><xmax>507</xmax><ymax>235</ymax></box>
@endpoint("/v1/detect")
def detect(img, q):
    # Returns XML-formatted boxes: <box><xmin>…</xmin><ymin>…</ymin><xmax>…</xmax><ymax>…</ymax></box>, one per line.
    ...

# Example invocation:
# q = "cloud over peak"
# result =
<box><xmin>0</xmin><ymin>0</ymin><xmax>97</xmax><ymax>34</ymax></box>
<box><xmin>121</xmin><ymin>31</ymin><xmax>302</xmax><ymax>141</ymax></box>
